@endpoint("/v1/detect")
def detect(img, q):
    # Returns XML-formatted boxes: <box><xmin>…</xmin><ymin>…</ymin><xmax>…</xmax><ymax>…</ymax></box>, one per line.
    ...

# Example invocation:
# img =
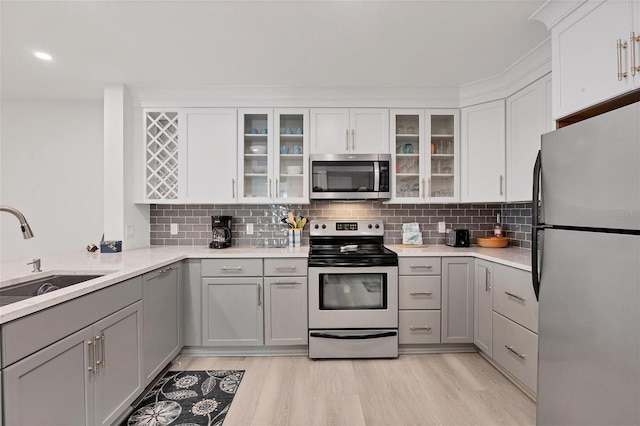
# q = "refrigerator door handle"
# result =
<box><xmin>532</xmin><ymin>150</ymin><xmax>543</xmax><ymax>301</ymax></box>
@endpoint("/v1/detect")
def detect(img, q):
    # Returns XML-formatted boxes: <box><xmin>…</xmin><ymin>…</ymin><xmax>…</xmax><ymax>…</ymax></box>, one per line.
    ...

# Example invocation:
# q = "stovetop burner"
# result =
<box><xmin>308</xmin><ymin>220</ymin><xmax>398</xmax><ymax>267</ymax></box>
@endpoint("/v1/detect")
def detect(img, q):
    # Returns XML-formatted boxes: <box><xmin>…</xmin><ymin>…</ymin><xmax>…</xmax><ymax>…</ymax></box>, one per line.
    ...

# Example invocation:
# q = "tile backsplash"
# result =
<box><xmin>150</xmin><ymin>201</ymin><xmax>532</xmax><ymax>249</ymax></box>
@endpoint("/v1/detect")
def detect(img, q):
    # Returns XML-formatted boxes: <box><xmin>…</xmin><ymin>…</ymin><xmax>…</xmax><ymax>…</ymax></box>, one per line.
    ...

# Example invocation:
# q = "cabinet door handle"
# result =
<box><xmin>351</xmin><ymin>129</ymin><xmax>355</xmax><ymax>151</ymax></box>
<box><xmin>232</xmin><ymin>178</ymin><xmax>235</xmax><ymax>198</ymax></box>
<box><xmin>257</xmin><ymin>283</ymin><xmax>262</xmax><ymax>306</ymax></box>
<box><xmin>409</xmin><ymin>291</ymin><xmax>432</xmax><ymax>296</ymax></box>
<box><xmin>221</xmin><ymin>266</ymin><xmax>243</xmax><ymax>271</ymax></box>
<box><xmin>632</xmin><ymin>32</ymin><xmax>637</xmax><ymax>76</ymax></box>
<box><xmin>499</xmin><ymin>175</ymin><xmax>504</xmax><ymax>196</ymax></box>
<box><xmin>505</xmin><ymin>345</ymin><xmax>526</xmax><ymax>359</ymax></box>
<box><xmin>269</xmin><ymin>178</ymin><xmax>272</xmax><ymax>198</ymax></box>
<box><xmin>504</xmin><ymin>290</ymin><xmax>525</xmax><ymax>302</ymax></box>
<box><xmin>422</xmin><ymin>178</ymin><xmax>426</xmax><ymax>198</ymax></box>
<box><xmin>485</xmin><ymin>269</ymin><xmax>491</xmax><ymax>291</ymax></box>
<box><xmin>100</xmin><ymin>332</ymin><xmax>106</xmax><ymax>369</ymax></box>
<box><xmin>410</xmin><ymin>265</ymin><xmax>432</xmax><ymax>269</ymax></box>
<box><xmin>276</xmin><ymin>266</ymin><xmax>297</xmax><ymax>271</ymax></box>
<box><xmin>276</xmin><ymin>178</ymin><xmax>279</xmax><ymax>198</ymax></box>
<box><xmin>427</xmin><ymin>178</ymin><xmax>431</xmax><ymax>197</ymax></box>
<box><xmin>160</xmin><ymin>266</ymin><xmax>176</xmax><ymax>274</ymax></box>
<box><xmin>345</xmin><ymin>129</ymin><xmax>349</xmax><ymax>151</ymax></box>
<box><xmin>617</xmin><ymin>39</ymin><xmax>629</xmax><ymax>81</ymax></box>
<box><xmin>93</xmin><ymin>335</ymin><xmax>101</xmax><ymax>371</ymax></box>
<box><xmin>409</xmin><ymin>325</ymin><xmax>432</xmax><ymax>331</ymax></box>
<box><xmin>87</xmin><ymin>339</ymin><xmax>96</xmax><ymax>374</ymax></box>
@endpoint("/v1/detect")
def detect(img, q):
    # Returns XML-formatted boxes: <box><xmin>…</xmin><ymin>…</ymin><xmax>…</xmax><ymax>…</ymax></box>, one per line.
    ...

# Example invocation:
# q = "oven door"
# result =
<box><xmin>308</xmin><ymin>266</ymin><xmax>398</xmax><ymax>329</ymax></box>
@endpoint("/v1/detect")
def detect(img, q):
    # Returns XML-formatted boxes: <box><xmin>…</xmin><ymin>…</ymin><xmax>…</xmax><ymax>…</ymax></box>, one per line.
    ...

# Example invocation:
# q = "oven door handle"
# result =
<box><xmin>309</xmin><ymin>331</ymin><xmax>397</xmax><ymax>340</ymax></box>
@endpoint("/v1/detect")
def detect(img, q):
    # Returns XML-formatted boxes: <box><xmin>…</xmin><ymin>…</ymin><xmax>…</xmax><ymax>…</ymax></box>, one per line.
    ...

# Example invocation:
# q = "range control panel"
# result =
<box><xmin>310</xmin><ymin>219</ymin><xmax>384</xmax><ymax>237</ymax></box>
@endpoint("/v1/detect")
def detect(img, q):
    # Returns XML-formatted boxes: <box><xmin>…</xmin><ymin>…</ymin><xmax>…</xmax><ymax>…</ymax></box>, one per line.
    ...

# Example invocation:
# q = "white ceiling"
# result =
<box><xmin>0</xmin><ymin>0</ymin><xmax>549</xmax><ymax>101</ymax></box>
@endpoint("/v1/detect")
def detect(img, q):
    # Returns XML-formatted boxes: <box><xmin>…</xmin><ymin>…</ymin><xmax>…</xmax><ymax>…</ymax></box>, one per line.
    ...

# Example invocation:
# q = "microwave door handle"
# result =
<box><xmin>373</xmin><ymin>161</ymin><xmax>380</xmax><ymax>191</ymax></box>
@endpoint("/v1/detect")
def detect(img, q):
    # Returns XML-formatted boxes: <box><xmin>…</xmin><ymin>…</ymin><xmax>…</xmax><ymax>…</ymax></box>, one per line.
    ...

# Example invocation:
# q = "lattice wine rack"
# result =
<box><xmin>146</xmin><ymin>111</ymin><xmax>179</xmax><ymax>199</ymax></box>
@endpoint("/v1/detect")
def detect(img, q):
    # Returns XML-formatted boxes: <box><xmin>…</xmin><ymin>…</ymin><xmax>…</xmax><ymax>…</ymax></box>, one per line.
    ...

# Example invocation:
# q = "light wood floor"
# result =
<box><xmin>169</xmin><ymin>353</ymin><xmax>536</xmax><ymax>425</ymax></box>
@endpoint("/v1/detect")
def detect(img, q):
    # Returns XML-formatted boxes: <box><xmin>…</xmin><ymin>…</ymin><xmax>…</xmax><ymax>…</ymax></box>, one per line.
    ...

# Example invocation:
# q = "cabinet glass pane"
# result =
<box><xmin>278</xmin><ymin>114</ymin><xmax>304</xmax><ymax>199</ymax></box>
<box><xmin>394</xmin><ymin>114</ymin><xmax>420</xmax><ymax>198</ymax></box>
<box><xmin>243</xmin><ymin>114</ymin><xmax>269</xmax><ymax>198</ymax></box>
<box><xmin>146</xmin><ymin>111</ymin><xmax>179</xmax><ymax>199</ymax></box>
<box><xmin>430</xmin><ymin>115</ymin><xmax>455</xmax><ymax>198</ymax></box>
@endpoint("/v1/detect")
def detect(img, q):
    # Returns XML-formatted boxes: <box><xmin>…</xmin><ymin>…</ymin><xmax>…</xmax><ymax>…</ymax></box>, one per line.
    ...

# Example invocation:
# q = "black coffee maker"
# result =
<box><xmin>209</xmin><ymin>215</ymin><xmax>232</xmax><ymax>249</ymax></box>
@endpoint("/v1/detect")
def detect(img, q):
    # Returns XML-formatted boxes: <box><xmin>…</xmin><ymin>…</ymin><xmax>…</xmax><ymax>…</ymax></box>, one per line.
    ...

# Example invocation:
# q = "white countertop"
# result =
<box><xmin>0</xmin><ymin>244</ymin><xmax>530</xmax><ymax>325</ymax></box>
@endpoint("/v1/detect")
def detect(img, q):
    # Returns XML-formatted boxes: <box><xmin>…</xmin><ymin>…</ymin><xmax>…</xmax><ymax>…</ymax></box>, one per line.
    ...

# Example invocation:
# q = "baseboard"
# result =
<box><xmin>399</xmin><ymin>343</ymin><xmax>477</xmax><ymax>355</ymax></box>
<box><xmin>180</xmin><ymin>345</ymin><xmax>309</xmax><ymax>357</ymax></box>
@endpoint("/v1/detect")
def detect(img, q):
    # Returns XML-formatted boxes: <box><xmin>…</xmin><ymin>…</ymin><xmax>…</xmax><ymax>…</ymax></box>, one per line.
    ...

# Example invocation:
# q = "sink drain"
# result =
<box><xmin>35</xmin><ymin>283</ymin><xmax>60</xmax><ymax>296</ymax></box>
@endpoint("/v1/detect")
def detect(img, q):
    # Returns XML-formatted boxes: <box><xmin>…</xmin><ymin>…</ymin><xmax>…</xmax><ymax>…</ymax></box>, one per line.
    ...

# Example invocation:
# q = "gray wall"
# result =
<box><xmin>150</xmin><ymin>201</ymin><xmax>532</xmax><ymax>249</ymax></box>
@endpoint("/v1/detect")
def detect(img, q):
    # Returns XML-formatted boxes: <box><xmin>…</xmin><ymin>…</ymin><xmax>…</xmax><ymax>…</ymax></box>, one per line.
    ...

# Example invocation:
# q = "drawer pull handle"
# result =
<box><xmin>409</xmin><ymin>291</ymin><xmax>432</xmax><ymax>296</ymax></box>
<box><xmin>504</xmin><ymin>291</ymin><xmax>525</xmax><ymax>302</ymax></box>
<box><xmin>505</xmin><ymin>345</ymin><xmax>526</xmax><ymax>359</ymax></box>
<box><xmin>160</xmin><ymin>266</ymin><xmax>176</xmax><ymax>274</ymax></box>
<box><xmin>221</xmin><ymin>266</ymin><xmax>243</xmax><ymax>271</ymax></box>
<box><xmin>410</xmin><ymin>326</ymin><xmax>432</xmax><ymax>331</ymax></box>
<box><xmin>276</xmin><ymin>266</ymin><xmax>297</xmax><ymax>271</ymax></box>
<box><xmin>410</xmin><ymin>265</ymin><xmax>433</xmax><ymax>269</ymax></box>
<box><xmin>275</xmin><ymin>280</ymin><xmax>300</xmax><ymax>285</ymax></box>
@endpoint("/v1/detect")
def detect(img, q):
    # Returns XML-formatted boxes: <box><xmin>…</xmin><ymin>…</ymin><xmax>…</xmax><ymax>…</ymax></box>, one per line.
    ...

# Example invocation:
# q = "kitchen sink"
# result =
<box><xmin>0</xmin><ymin>274</ymin><xmax>105</xmax><ymax>306</ymax></box>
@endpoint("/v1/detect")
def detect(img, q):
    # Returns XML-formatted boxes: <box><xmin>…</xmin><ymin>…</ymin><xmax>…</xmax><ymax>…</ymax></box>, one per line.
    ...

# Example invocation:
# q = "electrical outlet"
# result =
<box><xmin>170</xmin><ymin>223</ymin><xmax>178</xmax><ymax>235</ymax></box>
<box><xmin>438</xmin><ymin>221</ymin><xmax>446</xmax><ymax>233</ymax></box>
<box><xmin>246</xmin><ymin>223</ymin><xmax>254</xmax><ymax>235</ymax></box>
<box><xmin>126</xmin><ymin>225</ymin><xmax>134</xmax><ymax>238</ymax></box>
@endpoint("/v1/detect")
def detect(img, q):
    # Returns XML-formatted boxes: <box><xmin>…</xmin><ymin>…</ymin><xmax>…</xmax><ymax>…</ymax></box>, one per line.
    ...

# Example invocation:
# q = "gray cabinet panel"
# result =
<box><xmin>93</xmin><ymin>302</ymin><xmax>143</xmax><ymax>426</ymax></box>
<box><xmin>399</xmin><ymin>310</ymin><xmax>441</xmax><ymax>344</ymax></box>
<box><xmin>398</xmin><ymin>276</ymin><xmax>441</xmax><ymax>310</ymax></box>
<box><xmin>2</xmin><ymin>276</ymin><xmax>142</xmax><ymax>367</ymax></box>
<box><xmin>493</xmin><ymin>263</ymin><xmax>538</xmax><ymax>333</ymax></box>
<box><xmin>263</xmin><ymin>258</ymin><xmax>307</xmax><ymax>276</ymax></box>
<box><xmin>142</xmin><ymin>263</ymin><xmax>181</xmax><ymax>383</ymax></box>
<box><xmin>441</xmin><ymin>257</ymin><xmax>474</xmax><ymax>343</ymax></box>
<box><xmin>263</xmin><ymin>277</ymin><xmax>308</xmax><ymax>346</ymax></box>
<box><xmin>474</xmin><ymin>259</ymin><xmax>493</xmax><ymax>356</ymax></box>
<box><xmin>202</xmin><ymin>277</ymin><xmax>264</xmax><ymax>346</ymax></box>
<box><xmin>201</xmin><ymin>258</ymin><xmax>263</xmax><ymax>277</ymax></box>
<box><xmin>398</xmin><ymin>257</ymin><xmax>441</xmax><ymax>275</ymax></box>
<box><xmin>182</xmin><ymin>259</ymin><xmax>202</xmax><ymax>346</ymax></box>
<box><xmin>3</xmin><ymin>327</ymin><xmax>93</xmax><ymax>425</ymax></box>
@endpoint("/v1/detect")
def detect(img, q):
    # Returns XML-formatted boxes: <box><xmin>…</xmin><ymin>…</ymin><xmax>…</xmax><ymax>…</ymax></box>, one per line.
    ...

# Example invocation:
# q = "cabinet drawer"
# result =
<box><xmin>399</xmin><ymin>276</ymin><xmax>441</xmax><ymax>309</ymax></box>
<box><xmin>399</xmin><ymin>310</ymin><xmax>441</xmax><ymax>344</ymax></box>
<box><xmin>399</xmin><ymin>257</ymin><xmax>441</xmax><ymax>275</ymax></box>
<box><xmin>492</xmin><ymin>312</ymin><xmax>538</xmax><ymax>392</ymax></box>
<box><xmin>264</xmin><ymin>258</ymin><xmax>307</xmax><ymax>277</ymax></box>
<box><xmin>201</xmin><ymin>258</ymin><xmax>263</xmax><ymax>277</ymax></box>
<box><xmin>493</xmin><ymin>264</ymin><xmax>538</xmax><ymax>333</ymax></box>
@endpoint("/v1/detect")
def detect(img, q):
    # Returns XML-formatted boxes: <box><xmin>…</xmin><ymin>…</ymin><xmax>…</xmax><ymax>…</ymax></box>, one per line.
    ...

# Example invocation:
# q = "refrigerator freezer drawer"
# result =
<box><xmin>492</xmin><ymin>312</ymin><xmax>538</xmax><ymax>393</ymax></box>
<box><xmin>399</xmin><ymin>310</ymin><xmax>441</xmax><ymax>344</ymax></box>
<box><xmin>398</xmin><ymin>276</ymin><xmax>442</xmax><ymax>310</ymax></box>
<box><xmin>493</xmin><ymin>264</ymin><xmax>538</xmax><ymax>333</ymax></box>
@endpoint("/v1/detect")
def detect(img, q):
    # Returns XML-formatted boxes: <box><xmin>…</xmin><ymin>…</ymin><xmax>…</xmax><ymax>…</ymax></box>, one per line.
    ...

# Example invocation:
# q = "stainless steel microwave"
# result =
<box><xmin>310</xmin><ymin>154</ymin><xmax>391</xmax><ymax>200</ymax></box>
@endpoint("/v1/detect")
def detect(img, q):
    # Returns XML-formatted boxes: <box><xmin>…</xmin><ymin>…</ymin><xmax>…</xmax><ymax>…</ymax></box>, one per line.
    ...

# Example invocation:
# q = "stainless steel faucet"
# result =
<box><xmin>0</xmin><ymin>204</ymin><xmax>34</xmax><ymax>238</ymax></box>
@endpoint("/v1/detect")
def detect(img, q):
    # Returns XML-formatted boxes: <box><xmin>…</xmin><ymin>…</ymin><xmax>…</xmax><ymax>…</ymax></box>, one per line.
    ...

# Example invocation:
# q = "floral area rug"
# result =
<box><xmin>126</xmin><ymin>370</ymin><xmax>244</xmax><ymax>426</ymax></box>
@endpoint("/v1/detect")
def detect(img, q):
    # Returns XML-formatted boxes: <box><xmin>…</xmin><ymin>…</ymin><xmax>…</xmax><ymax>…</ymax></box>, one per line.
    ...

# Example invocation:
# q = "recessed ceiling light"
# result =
<box><xmin>34</xmin><ymin>51</ymin><xmax>53</xmax><ymax>61</ymax></box>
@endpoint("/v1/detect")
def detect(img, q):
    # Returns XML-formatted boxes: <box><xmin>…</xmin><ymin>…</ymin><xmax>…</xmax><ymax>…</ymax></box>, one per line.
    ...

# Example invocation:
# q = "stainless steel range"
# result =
<box><xmin>307</xmin><ymin>219</ymin><xmax>399</xmax><ymax>359</ymax></box>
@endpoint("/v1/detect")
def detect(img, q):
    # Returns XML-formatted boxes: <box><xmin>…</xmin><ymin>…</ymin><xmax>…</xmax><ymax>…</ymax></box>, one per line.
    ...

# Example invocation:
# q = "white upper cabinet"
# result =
<box><xmin>310</xmin><ymin>108</ymin><xmax>389</xmax><ymax>154</ymax></box>
<box><xmin>186</xmin><ymin>109</ymin><xmax>237</xmax><ymax>203</ymax></box>
<box><xmin>390</xmin><ymin>109</ymin><xmax>459</xmax><ymax>203</ymax></box>
<box><xmin>506</xmin><ymin>74</ymin><xmax>553</xmax><ymax>202</ymax></box>
<box><xmin>552</xmin><ymin>0</ymin><xmax>640</xmax><ymax>119</ymax></box>
<box><xmin>461</xmin><ymin>100</ymin><xmax>506</xmax><ymax>202</ymax></box>
<box><xmin>238</xmin><ymin>108</ymin><xmax>309</xmax><ymax>203</ymax></box>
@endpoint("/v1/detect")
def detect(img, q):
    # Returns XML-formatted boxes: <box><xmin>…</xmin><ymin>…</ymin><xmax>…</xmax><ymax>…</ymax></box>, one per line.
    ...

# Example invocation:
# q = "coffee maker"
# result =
<box><xmin>209</xmin><ymin>215</ymin><xmax>232</xmax><ymax>249</ymax></box>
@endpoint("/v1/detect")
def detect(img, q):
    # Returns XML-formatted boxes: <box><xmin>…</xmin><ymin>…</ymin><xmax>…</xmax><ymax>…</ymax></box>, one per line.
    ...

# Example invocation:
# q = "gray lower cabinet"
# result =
<box><xmin>142</xmin><ymin>262</ymin><xmax>181</xmax><ymax>384</ymax></box>
<box><xmin>202</xmin><ymin>277</ymin><xmax>264</xmax><ymax>346</ymax></box>
<box><xmin>441</xmin><ymin>257</ymin><xmax>474</xmax><ymax>343</ymax></box>
<box><xmin>263</xmin><ymin>277</ymin><xmax>308</xmax><ymax>346</ymax></box>
<box><xmin>3</xmin><ymin>302</ymin><xmax>143</xmax><ymax>426</ymax></box>
<box><xmin>474</xmin><ymin>259</ymin><xmax>493</xmax><ymax>355</ymax></box>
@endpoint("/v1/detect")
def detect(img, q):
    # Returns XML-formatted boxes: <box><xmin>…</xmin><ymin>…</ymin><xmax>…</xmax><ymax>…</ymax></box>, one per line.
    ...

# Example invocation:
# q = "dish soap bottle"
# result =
<box><xmin>494</xmin><ymin>214</ymin><xmax>503</xmax><ymax>237</ymax></box>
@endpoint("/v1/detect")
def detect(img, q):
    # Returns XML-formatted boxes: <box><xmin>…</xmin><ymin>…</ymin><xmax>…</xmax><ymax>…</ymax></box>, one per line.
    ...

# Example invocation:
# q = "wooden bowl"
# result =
<box><xmin>476</xmin><ymin>236</ymin><xmax>509</xmax><ymax>248</ymax></box>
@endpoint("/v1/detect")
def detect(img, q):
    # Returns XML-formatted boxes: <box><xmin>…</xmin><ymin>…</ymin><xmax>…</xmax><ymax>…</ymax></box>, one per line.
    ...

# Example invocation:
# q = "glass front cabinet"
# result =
<box><xmin>390</xmin><ymin>109</ymin><xmax>459</xmax><ymax>203</ymax></box>
<box><xmin>238</xmin><ymin>108</ymin><xmax>309</xmax><ymax>203</ymax></box>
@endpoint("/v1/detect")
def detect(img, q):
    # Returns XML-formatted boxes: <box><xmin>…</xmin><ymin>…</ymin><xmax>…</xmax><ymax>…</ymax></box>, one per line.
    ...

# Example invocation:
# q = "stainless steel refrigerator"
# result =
<box><xmin>532</xmin><ymin>102</ymin><xmax>640</xmax><ymax>425</ymax></box>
